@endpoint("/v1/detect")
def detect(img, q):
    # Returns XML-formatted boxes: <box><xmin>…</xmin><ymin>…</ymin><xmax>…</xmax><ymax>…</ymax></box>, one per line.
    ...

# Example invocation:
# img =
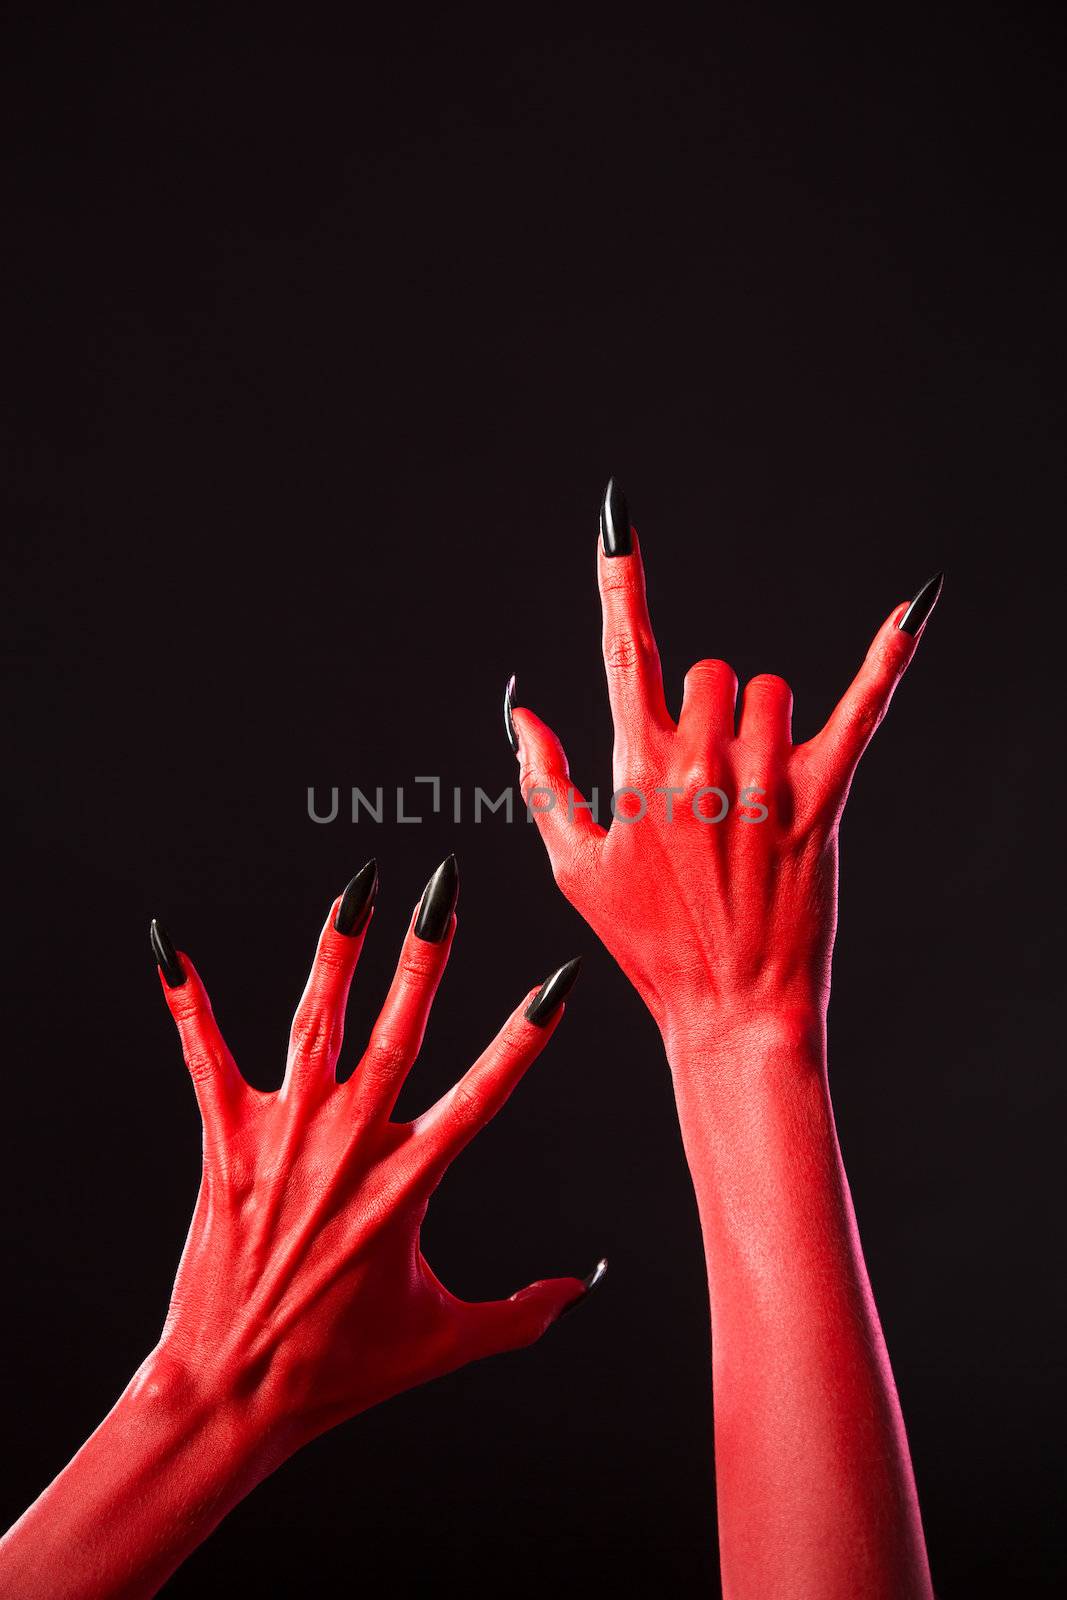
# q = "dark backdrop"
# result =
<box><xmin>2</xmin><ymin>9</ymin><xmax>1063</xmax><ymax>1597</ymax></box>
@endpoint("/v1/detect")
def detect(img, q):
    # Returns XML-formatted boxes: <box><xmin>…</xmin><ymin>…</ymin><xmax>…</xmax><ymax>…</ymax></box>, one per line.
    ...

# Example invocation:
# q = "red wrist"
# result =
<box><xmin>660</xmin><ymin>994</ymin><xmax>828</xmax><ymax>1085</ymax></box>
<box><xmin>132</xmin><ymin>1344</ymin><xmax>300</xmax><ymax>1479</ymax></box>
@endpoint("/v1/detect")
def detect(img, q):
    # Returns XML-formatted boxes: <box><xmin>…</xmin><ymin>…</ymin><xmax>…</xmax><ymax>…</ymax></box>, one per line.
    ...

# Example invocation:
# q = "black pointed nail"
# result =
<box><xmin>898</xmin><ymin>571</ymin><xmax>944</xmax><ymax>636</ymax></box>
<box><xmin>503</xmin><ymin>674</ymin><xmax>517</xmax><ymax>753</ymax></box>
<box><xmin>335</xmin><ymin>860</ymin><xmax>378</xmax><ymax>936</ymax></box>
<box><xmin>149</xmin><ymin>918</ymin><xmax>186</xmax><ymax>988</ymax></box>
<box><xmin>560</xmin><ymin>1257</ymin><xmax>609</xmax><ymax>1319</ymax></box>
<box><xmin>599</xmin><ymin>477</ymin><xmax>632</xmax><ymax>557</ymax></box>
<box><xmin>525</xmin><ymin>956</ymin><xmax>582</xmax><ymax>1026</ymax></box>
<box><xmin>414</xmin><ymin>854</ymin><xmax>459</xmax><ymax>943</ymax></box>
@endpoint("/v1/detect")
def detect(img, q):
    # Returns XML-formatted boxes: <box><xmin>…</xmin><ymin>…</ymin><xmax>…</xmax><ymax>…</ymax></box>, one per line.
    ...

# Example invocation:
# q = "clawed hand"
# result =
<box><xmin>511</xmin><ymin>481</ymin><xmax>941</xmax><ymax>1043</ymax></box>
<box><xmin>148</xmin><ymin>854</ymin><xmax>598</xmax><ymax>1447</ymax></box>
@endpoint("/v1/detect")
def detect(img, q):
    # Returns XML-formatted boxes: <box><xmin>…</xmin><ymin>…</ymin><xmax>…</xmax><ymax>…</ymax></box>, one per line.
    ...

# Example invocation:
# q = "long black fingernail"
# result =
<box><xmin>335</xmin><ymin>859</ymin><xmax>378</xmax><ymax>936</ymax></box>
<box><xmin>898</xmin><ymin>571</ymin><xmax>944</xmax><ymax>636</ymax></box>
<box><xmin>150</xmin><ymin>918</ymin><xmax>186</xmax><ymax>988</ymax></box>
<box><xmin>503</xmin><ymin>674</ymin><xmax>517</xmax><ymax>752</ymax></box>
<box><xmin>414</xmin><ymin>854</ymin><xmax>459</xmax><ymax>943</ymax></box>
<box><xmin>525</xmin><ymin>956</ymin><xmax>582</xmax><ymax>1026</ymax></box>
<box><xmin>599</xmin><ymin>477</ymin><xmax>632</xmax><ymax>557</ymax></box>
<box><xmin>560</xmin><ymin>1257</ymin><xmax>609</xmax><ymax>1318</ymax></box>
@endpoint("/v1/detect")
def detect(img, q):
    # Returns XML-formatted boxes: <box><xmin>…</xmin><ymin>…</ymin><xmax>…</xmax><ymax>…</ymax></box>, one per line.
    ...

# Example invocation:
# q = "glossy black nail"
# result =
<box><xmin>560</xmin><ymin>1257</ymin><xmax>609</xmax><ymax>1318</ymax></box>
<box><xmin>149</xmin><ymin>918</ymin><xmax>186</xmax><ymax>988</ymax></box>
<box><xmin>898</xmin><ymin>571</ymin><xmax>944</xmax><ymax>636</ymax></box>
<box><xmin>599</xmin><ymin>477</ymin><xmax>632</xmax><ymax>557</ymax></box>
<box><xmin>503</xmin><ymin>674</ymin><xmax>517</xmax><ymax>753</ymax></box>
<box><xmin>335</xmin><ymin>859</ymin><xmax>378</xmax><ymax>936</ymax></box>
<box><xmin>525</xmin><ymin>956</ymin><xmax>582</xmax><ymax>1026</ymax></box>
<box><xmin>414</xmin><ymin>854</ymin><xmax>459</xmax><ymax>943</ymax></box>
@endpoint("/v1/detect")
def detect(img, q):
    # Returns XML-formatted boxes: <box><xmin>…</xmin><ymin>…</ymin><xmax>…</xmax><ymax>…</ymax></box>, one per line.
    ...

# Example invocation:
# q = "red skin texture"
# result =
<box><xmin>513</xmin><ymin>529</ymin><xmax>936</xmax><ymax>1600</ymax></box>
<box><xmin>0</xmin><ymin>893</ymin><xmax>586</xmax><ymax>1600</ymax></box>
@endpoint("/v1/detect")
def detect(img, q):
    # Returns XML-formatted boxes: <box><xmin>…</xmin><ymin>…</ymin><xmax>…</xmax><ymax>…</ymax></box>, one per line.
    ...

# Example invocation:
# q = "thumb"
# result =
<box><xmin>467</xmin><ymin>1259</ymin><xmax>609</xmax><ymax>1358</ymax></box>
<box><xmin>511</xmin><ymin>703</ymin><xmax>605</xmax><ymax>899</ymax></box>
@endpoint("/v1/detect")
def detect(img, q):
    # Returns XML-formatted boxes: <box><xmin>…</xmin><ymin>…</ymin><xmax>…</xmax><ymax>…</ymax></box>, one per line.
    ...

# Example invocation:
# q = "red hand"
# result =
<box><xmin>157</xmin><ymin>861</ymin><xmax>589</xmax><ymax>1431</ymax></box>
<box><xmin>0</xmin><ymin>858</ymin><xmax>599</xmax><ymax>1600</ymax></box>
<box><xmin>513</xmin><ymin>520</ymin><xmax>938</xmax><ymax>1047</ymax></box>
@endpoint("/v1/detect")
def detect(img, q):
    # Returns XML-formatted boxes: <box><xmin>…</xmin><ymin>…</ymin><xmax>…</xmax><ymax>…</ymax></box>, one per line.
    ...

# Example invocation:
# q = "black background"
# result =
<box><xmin>1</xmin><ymin>8</ymin><xmax>1063</xmax><ymax>1596</ymax></box>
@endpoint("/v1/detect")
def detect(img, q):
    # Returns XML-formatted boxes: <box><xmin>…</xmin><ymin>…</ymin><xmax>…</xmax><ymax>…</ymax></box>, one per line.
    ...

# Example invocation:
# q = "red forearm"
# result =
<box><xmin>0</xmin><ymin>1352</ymin><xmax>287</xmax><ymax>1600</ymax></box>
<box><xmin>665</xmin><ymin>1010</ymin><xmax>932</xmax><ymax>1600</ymax></box>
<box><xmin>511</xmin><ymin>496</ymin><xmax>941</xmax><ymax>1593</ymax></box>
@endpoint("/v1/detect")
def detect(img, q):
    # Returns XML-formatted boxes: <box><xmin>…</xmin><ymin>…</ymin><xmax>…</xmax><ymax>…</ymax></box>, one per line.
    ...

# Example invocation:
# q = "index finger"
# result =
<box><xmin>412</xmin><ymin>957</ymin><xmax>581</xmax><ymax>1178</ymax></box>
<box><xmin>597</xmin><ymin>481</ymin><xmax>672</xmax><ymax>755</ymax></box>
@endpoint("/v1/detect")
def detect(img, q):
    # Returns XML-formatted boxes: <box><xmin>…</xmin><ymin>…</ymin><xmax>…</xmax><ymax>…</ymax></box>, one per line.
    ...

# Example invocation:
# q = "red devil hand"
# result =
<box><xmin>0</xmin><ymin>856</ymin><xmax>599</xmax><ymax>1600</ymax></box>
<box><xmin>507</xmin><ymin>484</ymin><xmax>938</xmax><ymax>1600</ymax></box>
<box><xmin>154</xmin><ymin>854</ymin><xmax>591</xmax><ymax>1430</ymax></box>
<box><xmin>510</xmin><ymin>487</ymin><xmax>941</xmax><ymax>1054</ymax></box>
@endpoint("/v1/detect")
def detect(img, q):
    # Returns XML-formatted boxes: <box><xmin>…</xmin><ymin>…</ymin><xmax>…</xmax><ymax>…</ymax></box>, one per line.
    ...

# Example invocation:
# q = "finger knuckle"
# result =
<box><xmin>170</xmin><ymin>989</ymin><xmax>206</xmax><ymax>1025</ymax></box>
<box><xmin>603</xmin><ymin>633</ymin><xmax>642</xmax><ymax>675</ymax></box>
<box><xmin>622</xmin><ymin>757</ymin><xmax>658</xmax><ymax>796</ymax></box>
<box><xmin>746</xmin><ymin>672</ymin><xmax>792</xmax><ymax>698</ymax></box>
<box><xmin>870</xmin><ymin>635</ymin><xmax>907</xmax><ymax>679</ymax></box>
<box><xmin>449</xmin><ymin>1082</ymin><xmax>483</xmax><ymax>1128</ymax></box>
<box><xmin>687</xmin><ymin>657</ymin><xmax>733</xmax><ymax>685</ymax></box>
<box><xmin>599</xmin><ymin>565</ymin><xmax>636</xmax><ymax>598</ymax></box>
<box><xmin>846</xmin><ymin>695</ymin><xmax>884</xmax><ymax>737</ymax></box>
<box><xmin>524</xmin><ymin>775</ymin><xmax>563</xmax><ymax>813</ymax></box>
<box><xmin>398</xmin><ymin>953</ymin><xmax>437</xmax><ymax>986</ymax></box>
<box><xmin>290</xmin><ymin>1011</ymin><xmax>335</xmax><ymax>1063</ymax></box>
<box><xmin>314</xmin><ymin>944</ymin><xmax>348</xmax><ymax>977</ymax></box>
<box><xmin>183</xmin><ymin>1044</ymin><xmax>218</xmax><ymax>1085</ymax></box>
<box><xmin>679</xmin><ymin>758</ymin><xmax>714</xmax><ymax>791</ymax></box>
<box><xmin>499</xmin><ymin>1020</ymin><xmax>531</xmax><ymax>1055</ymax></box>
<box><xmin>363</xmin><ymin>1035</ymin><xmax>409</xmax><ymax>1082</ymax></box>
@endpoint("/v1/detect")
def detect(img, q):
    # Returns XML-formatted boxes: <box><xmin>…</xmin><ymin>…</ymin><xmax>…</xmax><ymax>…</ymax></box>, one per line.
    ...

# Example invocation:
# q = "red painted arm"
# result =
<box><xmin>510</xmin><ymin>487</ymin><xmax>938</xmax><ymax>1599</ymax></box>
<box><xmin>0</xmin><ymin>859</ymin><xmax>598</xmax><ymax>1600</ymax></box>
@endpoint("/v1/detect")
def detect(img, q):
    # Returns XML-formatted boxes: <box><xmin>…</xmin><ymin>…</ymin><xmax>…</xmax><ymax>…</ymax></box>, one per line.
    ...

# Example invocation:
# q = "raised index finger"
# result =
<box><xmin>597</xmin><ymin>480</ymin><xmax>672</xmax><ymax>758</ymax></box>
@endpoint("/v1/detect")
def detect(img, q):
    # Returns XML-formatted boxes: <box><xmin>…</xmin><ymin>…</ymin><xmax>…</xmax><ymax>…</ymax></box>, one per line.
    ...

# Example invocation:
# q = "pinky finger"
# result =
<box><xmin>150</xmin><ymin>920</ymin><xmax>245</xmax><ymax>1134</ymax></box>
<box><xmin>413</xmin><ymin>959</ymin><xmax>582</xmax><ymax>1178</ymax></box>
<box><xmin>804</xmin><ymin>573</ymin><xmax>942</xmax><ymax>808</ymax></box>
